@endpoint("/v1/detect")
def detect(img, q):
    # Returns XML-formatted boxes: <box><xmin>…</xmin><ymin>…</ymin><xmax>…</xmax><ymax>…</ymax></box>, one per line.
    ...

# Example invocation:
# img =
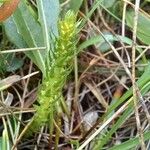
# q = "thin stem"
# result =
<box><xmin>132</xmin><ymin>0</ymin><xmax>146</xmax><ymax>149</ymax></box>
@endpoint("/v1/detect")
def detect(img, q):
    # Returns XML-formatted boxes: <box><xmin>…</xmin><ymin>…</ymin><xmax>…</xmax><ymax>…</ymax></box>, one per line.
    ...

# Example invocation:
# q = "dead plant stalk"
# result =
<box><xmin>132</xmin><ymin>0</ymin><xmax>146</xmax><ymax>149</ymax></box>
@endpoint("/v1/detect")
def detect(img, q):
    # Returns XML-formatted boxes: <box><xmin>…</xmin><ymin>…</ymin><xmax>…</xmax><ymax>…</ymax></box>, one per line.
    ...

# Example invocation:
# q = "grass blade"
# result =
<box><xmin>109</xmin><ymin>131</ymin><xmax>150</xmax><ymax>150</ymax></box>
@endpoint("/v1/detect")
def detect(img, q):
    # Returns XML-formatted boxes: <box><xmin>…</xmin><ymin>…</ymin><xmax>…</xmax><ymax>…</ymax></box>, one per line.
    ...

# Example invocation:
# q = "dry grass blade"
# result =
<box><xmin>84</xmin><ymin>81</ymin><xmax>108</xmax><ymax>109</ymax></box>
<box><xmin>0</xmin><ymin>47</ymin><xmax>46</xmax><ymax>54</ymax></box>
<box><xmin>131</xmin><ymin>0</ymin><xmax>146</xmax><ymax>149</ymax></box>
<box><xmin>0</xmin><ymin>75</ymin><xmax>21</xmax><ymax>91</ymax></box>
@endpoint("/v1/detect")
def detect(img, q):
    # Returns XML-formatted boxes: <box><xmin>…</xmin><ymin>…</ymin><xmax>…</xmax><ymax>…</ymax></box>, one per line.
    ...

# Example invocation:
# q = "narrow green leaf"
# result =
<box><xmin>2</xmin><ymin>129</ymin><xmax>8</xmax><ymax>150</ymax></box>
<box><xmin>126</xmin><ymin>10</ymin><xmax>150</xmax><ymax>45</ymax></box>
<box><xmin>69</xmin><ymin>0</ymin><xmax>83</xmax><ymax>13</ymax></box>
<box><xmin>102</xmin><ymin>0</ymin><xmax>116</xmax><ymax>8</ymax></box>
<box><xmin>79</xmin><ymin>34</ymin><xmax>133</xmax><ymax>52</ymax></box>
<box><xmin>94</xmin><ymin>105</ymin><xmax>133</xmax><ymax>149</ymax></box>
<box><xmin>79</xmin><ymin>34</ymin><xmax>144</xmax><ymax>55</ymax></box>
<box><xmin>2</xmin><ymin>122</ymin><xmax>11</xmax><ymax>150</ymax></box>
<box><xmin>79</xmin><ymin>0</ymin><xmax>104</xmax><ymax>29</ymax></box>
<box><xmin>109</xmin><ymin>131</ymin><xmax>150</xmax><ymax>150</ymax></box>
<box><xmin>105</xmin><ymin>63</ymin><xmax>150</xmax><ymax>120</ymax></box>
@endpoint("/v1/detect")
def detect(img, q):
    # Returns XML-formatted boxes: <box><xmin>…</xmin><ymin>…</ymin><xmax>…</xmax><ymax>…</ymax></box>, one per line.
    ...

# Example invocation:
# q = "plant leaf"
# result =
<box><xmin>3</xmin><ymin>16</ymin><xmax>38</xmax><ymax>62</ymax></box>
<box><xmin>0</xmin><ymin>53</ymin><xmax>23</xmax><ymax>73</ymax></box>
<box><xmin>109</xmin><ymin>131</ymin><xmax>150</xmax><ymax>150</ymax></box>
<box><xmin>102</xmin><ymin>0</ymin><xmax>116</xmax><ymax>8</ymax></box>
<box><xmin>79</xmin><ymin>34</ymin><xmax>133</xmax><ymax>52</ymax></box>
<box><xmin>126</xmin><ymin>10</ymin><xmax>150</xmax><ymax>45</ymax></box>
<box><xmin>69</xmin><ymin>0</ymin><xmax>83</xmax><ymax>13</ymax></box>
<box><xmin>36</xmin><ymin>0</ymin><xmax>59</xmax><ymax>66</ymax></box>
<box><xmin>38</xmin><ymin>0</ymin><xmax>59</xmax><ymax>37</ymax></box>
<box><xmin>4</xmin><ymin>1</ymin><xmax>46</xmax><ymax>75</ymax></box>
<box><xmin>5</xmin><ymin>55</ymin><xmax>23</xmax><ymax>72</ymax></box>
